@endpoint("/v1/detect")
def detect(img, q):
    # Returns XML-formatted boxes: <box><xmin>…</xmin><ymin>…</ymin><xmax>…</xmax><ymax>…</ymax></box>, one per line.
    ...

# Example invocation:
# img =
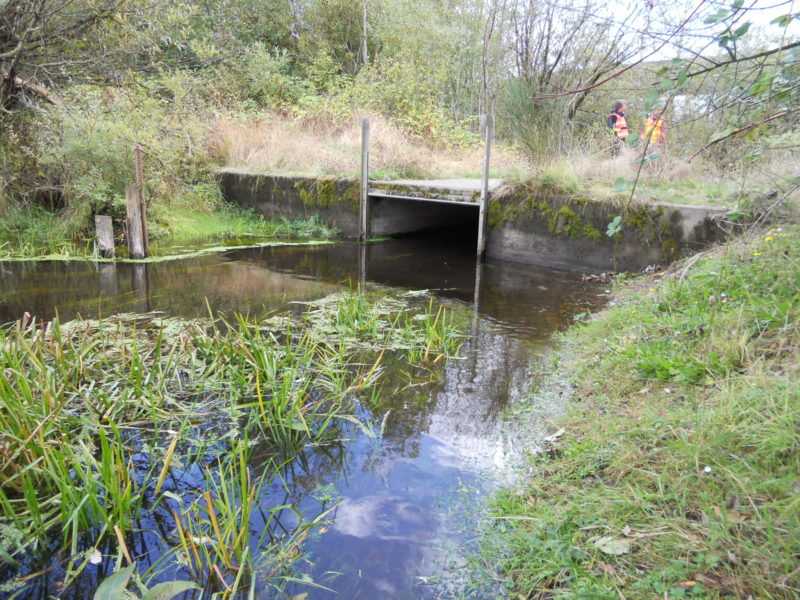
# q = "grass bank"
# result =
<box><xmin>488</xmin><ymin>224</ymin><xmax>799</xmax><ymax>599</ymax></box>
<box><xmin>0</xmin><ymin>203</ymin><xmax>337</xmax><ymax>261</ymax></box>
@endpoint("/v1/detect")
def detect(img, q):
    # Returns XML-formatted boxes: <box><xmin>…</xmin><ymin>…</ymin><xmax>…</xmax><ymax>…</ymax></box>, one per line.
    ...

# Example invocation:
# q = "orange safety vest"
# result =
<box><xmin>642</xmin><ymin>116</ymin><xmax>665</xmax><ymax>144</ymax></box>
<box><xmin>610</xmin><ymin>111</ymin><xmax>629</xmax><ymax>139</ymax></box>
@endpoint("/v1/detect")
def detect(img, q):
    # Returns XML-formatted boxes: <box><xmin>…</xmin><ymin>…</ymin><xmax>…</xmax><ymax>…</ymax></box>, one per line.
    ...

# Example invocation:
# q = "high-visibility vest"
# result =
<box><xmin>610</xmin><ymin>111</ymin><xmax>629</xmax><ymax>139</ymax></box>
<box><xmin>642</xmin><ymin>116</ymin><xmax>665</xmax><ymax>144</ymax></box>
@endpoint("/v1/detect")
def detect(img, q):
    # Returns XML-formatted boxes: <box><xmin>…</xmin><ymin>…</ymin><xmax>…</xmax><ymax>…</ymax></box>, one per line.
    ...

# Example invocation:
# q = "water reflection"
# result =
<box><xmin>0</xmin><ymin>237</ymin><xmax>602</xmax><ymax>599</ymax></box>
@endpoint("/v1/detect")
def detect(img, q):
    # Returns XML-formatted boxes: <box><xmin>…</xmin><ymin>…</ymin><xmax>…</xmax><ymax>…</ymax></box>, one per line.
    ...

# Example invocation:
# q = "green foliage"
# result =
<box><xmin>498</xmin><ymin>80</ymin><xmax>571</xmax><ymax>159</ymax></box>
<box><xmin>0</xmin><ymin>291</ymin><xmax>465</xmax><ymax>592</ymax></box>
<box><xmin>242</xmin><ymin>45</ymin><xmax>313</xmax><ymax>109</ymax></box>
<box><xmin>488</xmin><ymin>224</ymin><xmax>800</xmax><ymax>599</ymax></box>
<box><xmin>93</xmin><ymin>566</ymin><xmax>198</xmax><ymax>600</ymax></box>
<box><xmin>32</xmin><ymin>82</ymin><xmax>215</xmax><ymax>235</ymax></box>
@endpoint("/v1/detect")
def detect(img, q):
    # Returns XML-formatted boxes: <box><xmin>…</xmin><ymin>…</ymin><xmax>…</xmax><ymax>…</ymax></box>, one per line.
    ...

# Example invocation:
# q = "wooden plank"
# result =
<box><xmin>477</xmin><ymin>114</ymin><xmax>493</xmax><ymax>257</ymax></box>
<box><xmin>359</xmin><ymin>117</ymin><xmax>371</xmax><ymax>240</ymax></box>
<box><xmin>125</xmin><ymin>185</ymin><xmax>146</xmax><ymax>259</ymax></box>
<box><xmin>94</xmin><ymin>215</ymin><xmax>115</xmax><ymax>258</ymax></box>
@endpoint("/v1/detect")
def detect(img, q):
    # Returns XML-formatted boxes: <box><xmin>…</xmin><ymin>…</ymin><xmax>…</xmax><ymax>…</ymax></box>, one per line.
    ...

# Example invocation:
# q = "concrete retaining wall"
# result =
<box><xmin>217</xmin><ymin>170</ymin><xmax>362</xmax><ymax>236</ymax></box>
<box><xmin>218</xmin><ymin>169</ymin><xmax>728</xmax><ymax>272</ymax></box>
<box><xmin>485</xmin><ymin>192</ymin><xmax>726</xmax><ymax>272</ymax></box>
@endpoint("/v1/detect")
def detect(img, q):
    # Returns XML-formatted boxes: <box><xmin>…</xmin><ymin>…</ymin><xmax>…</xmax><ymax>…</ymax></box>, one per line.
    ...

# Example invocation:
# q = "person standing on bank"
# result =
<box><xmin>607</xmin><ymin>100</ymin><xmax>629</xmax><ymax>156</ymax></box>
<box><xmin>642</xmin><ymin>109</ymin><xmax>666</xmax><ymax>146</ymax></box>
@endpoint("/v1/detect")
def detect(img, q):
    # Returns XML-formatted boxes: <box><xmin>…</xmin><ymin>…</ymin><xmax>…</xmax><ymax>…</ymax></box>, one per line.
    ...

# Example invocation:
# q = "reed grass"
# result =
<box><xmin>0</xmin><ymin>289</ymin><xmax>465</xmax><ymax>596</ymax></box>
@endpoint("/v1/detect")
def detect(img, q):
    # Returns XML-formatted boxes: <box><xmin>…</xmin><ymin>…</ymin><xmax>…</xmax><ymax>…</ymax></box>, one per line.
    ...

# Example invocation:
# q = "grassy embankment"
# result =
<box><xmin>489</xmin><ymin>224</ymin><xmax>799</xmax><ymax>599</ymax></box>
<box><xmin>0</xmin><ymin>204</ymin><xmax>337</xmax><ymax>261</ymax></box>
<box><xmin>0</xmin><ymin>291</ymin><xmax>465</xmax><ymax>597</ymax></box>
<box><xmin>534</xmin><ymin>150</ymin><xmax>797</xmax><ymax>209</ymax></box>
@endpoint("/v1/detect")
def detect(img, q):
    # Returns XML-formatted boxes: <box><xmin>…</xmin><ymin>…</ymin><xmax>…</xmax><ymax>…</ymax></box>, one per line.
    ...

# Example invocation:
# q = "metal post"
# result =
<box><xmin>358</xmin><ymin>242</ymin><xmax>368</xmax><ymax>291</ymax></box>
<box><xmin>477</xmin><ymin>113</ymin><xmax>493</xmax><ymax>257</ymax></box>
<box><xmin>359</xmin><ymin>117</ymin><xmax>371</xmax><ymax>241</ymax></box>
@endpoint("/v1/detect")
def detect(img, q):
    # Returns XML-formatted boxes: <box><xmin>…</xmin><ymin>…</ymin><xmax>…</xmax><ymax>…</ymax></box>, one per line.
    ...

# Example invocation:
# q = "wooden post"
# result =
<box><xmin>134</xmin><ymin>144</ymin><xmax>150</xmax><ymax>258</ymax></box>
<box><xmin>125</xmin><ymin>185</ymin><xmax>146</xmax><ymax>259</ymax></box>
<box><xmin>94</xmin><ymin>215</ymin><xmax>115</xmax><ymax>259</ymax></box>
<box><xmin>359</xmin><ymin>117</ymin><xmax>371</xmax><ymax>241</ymax></box>
<box><xmin>477</xmin><ymin>113</ymin><xmax>493</xmax><ymax>257</ymax></box>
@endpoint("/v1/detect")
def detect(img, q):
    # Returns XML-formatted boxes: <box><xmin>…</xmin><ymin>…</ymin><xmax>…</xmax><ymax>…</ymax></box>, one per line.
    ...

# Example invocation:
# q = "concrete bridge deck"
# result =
<box><xmin>369</xmin><ymin>178</ymin><xmax>505</xmax><ymax>205</ymax></box>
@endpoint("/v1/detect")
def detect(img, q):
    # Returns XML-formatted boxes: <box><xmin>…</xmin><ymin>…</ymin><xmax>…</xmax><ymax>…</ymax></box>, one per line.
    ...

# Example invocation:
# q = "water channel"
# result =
<box><xmin>0</xmin><ymin>234</ymin><xmax>603</xmax><ymax>599</ymax></box>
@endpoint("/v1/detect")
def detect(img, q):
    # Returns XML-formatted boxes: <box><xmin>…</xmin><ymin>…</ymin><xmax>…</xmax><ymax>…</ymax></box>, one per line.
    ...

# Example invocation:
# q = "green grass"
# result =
<box><xmin>160</xmin><ymin>206</ymin><xmax>338</xmax><ymax>243</ymax></box>
<box><xmin>0</xmin><ymin>290</ymin><xmax>464</xmax><ymax>596</ymax></box>
<box><xmin>0</xmin><ymin>203</ymin><xmax>338</xmax><ymax>261</ymax></box>
<box><xmin>487</xmin><ymin>224</ymin><xmax>800</xmax><ymax>599</ymax></box>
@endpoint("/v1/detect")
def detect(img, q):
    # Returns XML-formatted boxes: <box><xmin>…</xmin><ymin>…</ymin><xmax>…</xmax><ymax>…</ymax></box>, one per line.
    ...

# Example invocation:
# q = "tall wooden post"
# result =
<box><xmin>477</xmin><ymin>113</ymin><xmax>493</xmax><ymax>257</ymax></box>
<box><xmin>359</xmin><ymin>117</ymin><xmax>371</xmax><ymax>241</ymax></box>
<box><xmin>134</xmin><ymin>144</ymin><xmax>150</xmax><ymax>258</ymax></box>
<box><xmin>125</xmin><ymin>185</ymin><xmax>146</xmax><ymax>259</ymax></box>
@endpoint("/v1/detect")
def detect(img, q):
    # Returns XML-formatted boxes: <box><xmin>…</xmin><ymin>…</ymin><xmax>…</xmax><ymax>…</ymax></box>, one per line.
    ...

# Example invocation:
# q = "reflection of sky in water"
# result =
<box><xmin>0</xmin><ymin>238</ymin><xmax>602</xmax><ymax>599</ymax></box>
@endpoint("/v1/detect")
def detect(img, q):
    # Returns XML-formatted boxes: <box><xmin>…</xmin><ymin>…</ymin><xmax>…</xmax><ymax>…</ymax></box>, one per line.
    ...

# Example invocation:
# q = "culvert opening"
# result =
<box><xmin>370</xmin><ymin>197</ymin><xmax>480</xmax><ymax>252</ymax></box>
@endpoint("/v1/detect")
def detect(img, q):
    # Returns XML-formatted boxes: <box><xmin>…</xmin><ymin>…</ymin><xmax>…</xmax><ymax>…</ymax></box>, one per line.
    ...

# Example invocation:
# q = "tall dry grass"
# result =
<box><xmin>209</xmin><ymin>112</ymin><xmax>529</xmax><ymax>181</ymax></box>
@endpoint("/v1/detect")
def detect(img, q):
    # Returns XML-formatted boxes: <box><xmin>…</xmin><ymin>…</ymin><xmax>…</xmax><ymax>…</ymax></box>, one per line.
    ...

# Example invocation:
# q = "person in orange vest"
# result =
<box><xmin>642</xmin><ymin>109</ymin><xmax>666</xmax><ymax>145</ymax></box>
<box><xmin>606</xmin><ymin>100</ymin><xmax>629</xmax><ymax>156</ymax></box>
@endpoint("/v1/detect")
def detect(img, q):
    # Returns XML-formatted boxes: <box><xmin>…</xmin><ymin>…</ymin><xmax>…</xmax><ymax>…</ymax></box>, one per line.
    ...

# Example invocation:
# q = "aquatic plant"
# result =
<box><xmin>0</xmin><ymin>289</ymin><xmax>465</xmax><ymax>596</ymax></box>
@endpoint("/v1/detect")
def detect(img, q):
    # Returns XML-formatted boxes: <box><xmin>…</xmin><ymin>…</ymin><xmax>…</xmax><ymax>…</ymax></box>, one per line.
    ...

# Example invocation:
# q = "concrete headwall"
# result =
<box><xmin>485</xmin><ymin>192</ymin><xmax>727</xmax><ymax>272</ymax></box>
<box><xmin>218</xmin><ymin>170</ymin><xmax>728</xmax><ymax>272</ymax></box>
<box><xmin>218</xmin><ymin>170</ymin><xmax>362</xmax><ymax>236</ymax></box>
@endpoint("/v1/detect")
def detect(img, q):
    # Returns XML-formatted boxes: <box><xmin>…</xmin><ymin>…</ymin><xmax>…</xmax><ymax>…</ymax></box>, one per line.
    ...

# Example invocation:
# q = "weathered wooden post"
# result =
<box><xmin>477</xmin><ymin>113</ymin><xmax>493</xmax><ymax>257</ymax></box>
<box><xmin>134</xmin><ymin>144</ymin><xmax>150</xmax><ymax>257</ymax></box>
<box><xmin>359</xmin><ymin>117</ymin><xmax>371</xmax><ymax>241</ymax></box>
<box><xmin>94</xmin><ymin>215</ymin><xmax>115</xmax><ymax>258</ymax></box>
<box><xmin>125</xmin><ymin>185</ymin><xmax>146</xmax><ymax>259</ymax></box>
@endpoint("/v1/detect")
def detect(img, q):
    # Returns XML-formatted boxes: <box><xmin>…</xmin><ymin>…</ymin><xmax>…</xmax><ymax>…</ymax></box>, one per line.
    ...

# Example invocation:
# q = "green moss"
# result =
<box><xmin>549</xmin><ymin>206</ymin><xmax>579</xmax><ymax>237</ymax></box>
<box><xmin>292</xmin><ymin>177</ymin><xmax>358</xmax><ymax>214</ymax></box>
<box><xmin>488</xmin><ymin>200</ymin><xmax>504</xmax><ymax>228</ymax></box>
<box><xmin>488</xmin><ymin>199</ymin><xmax>521</xmax><ymax>227</ymax></box>
<box><xmin>583</xmin><ymin>223</ymin><xmax>603</xmax><ymax>242</ymax></box>
<box><xmin>662</xmin><ymin>238</ymin><xmax>680</xmax><ymax>261</ymax></box>
<box><xmin>523</xmin><ymin>195</ymin><xmax>553</xmax><ymax>218</ymax></box>
<box><xmin>624</xmin><ymin>205</ymin><xmax>651</xmax><ymax>231</ymax></box>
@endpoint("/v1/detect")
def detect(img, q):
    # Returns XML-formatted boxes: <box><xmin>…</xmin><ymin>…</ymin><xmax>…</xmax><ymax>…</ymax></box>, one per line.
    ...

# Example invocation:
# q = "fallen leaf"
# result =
<box><xmin>543</xmin><ymin>428</ymin><xmax>565</xmax><ymax>443</ymax></box>
<box><xmin>598</xmin><ymin>562</ymin><xmax>616</xmax><ymax>575</ymax></box>
<box><xmin>594</xmin><ymin>536</ymin><xmax>630</xmax><ymax>555</ymax></box>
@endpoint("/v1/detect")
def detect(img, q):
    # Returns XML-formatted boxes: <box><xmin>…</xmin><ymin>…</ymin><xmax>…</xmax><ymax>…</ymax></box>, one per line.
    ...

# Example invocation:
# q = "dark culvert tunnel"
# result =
<box><xmin>368</xmin><ymin>197</ymin><xmax>480</xmax><ymax>252</ymax></box>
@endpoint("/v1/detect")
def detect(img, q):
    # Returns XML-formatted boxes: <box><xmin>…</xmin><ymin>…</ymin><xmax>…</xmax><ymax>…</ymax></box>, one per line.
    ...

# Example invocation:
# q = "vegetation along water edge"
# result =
<box><xmin>0</xmin><ymin>290</ymin><xmax>466</xmax><ymax>597</ymax></box>
<box><xmin>486</xmin><ymin>224</ymin><xmax>799</xmax><ymax>599</ymax></box>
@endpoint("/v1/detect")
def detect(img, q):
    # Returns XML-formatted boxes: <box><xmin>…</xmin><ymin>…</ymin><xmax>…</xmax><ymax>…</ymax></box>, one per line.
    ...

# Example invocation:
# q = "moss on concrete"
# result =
<box><xmin>294</xmin><ymin>178</ymin><xmax>359</xmax><ymax>214</ymax></box>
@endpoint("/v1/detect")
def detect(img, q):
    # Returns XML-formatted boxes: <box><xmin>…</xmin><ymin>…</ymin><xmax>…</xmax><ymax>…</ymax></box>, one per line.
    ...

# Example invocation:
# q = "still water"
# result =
<box><xmin>0</xmin><ymin>236</ymin><xmax>602</xmax><ymax>599</ymax></box>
